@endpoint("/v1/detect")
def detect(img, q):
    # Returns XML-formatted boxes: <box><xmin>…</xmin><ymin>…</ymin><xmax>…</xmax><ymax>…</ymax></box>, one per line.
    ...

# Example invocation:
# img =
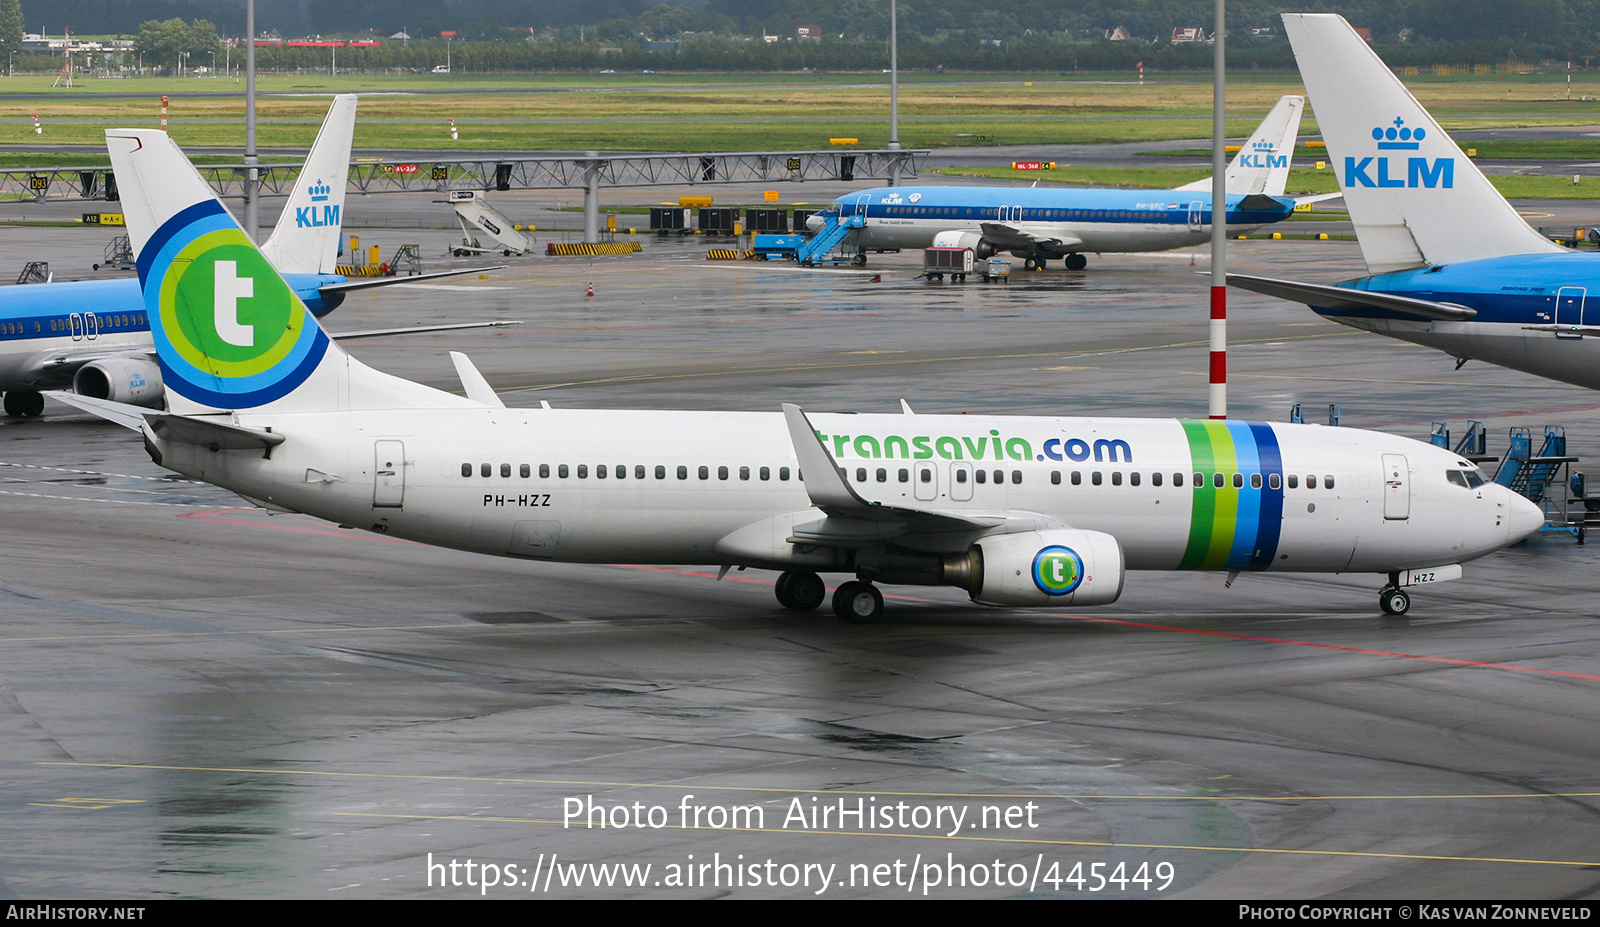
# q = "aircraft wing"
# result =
<box><xmin>978</xmin><ymin>222</ymin><xmax>1084</xmax><ymax>253</ymax></box>
<box><xmin>316</xmin><ymin>265</ymin><xmax>508</xmax><ymax>295</ymax></box>
<box><xmin>1227</xmin><ymin>273</ymin><xmax>1478</xmax><ymax>321</ymax></box>
<box><xmin>1293</xmin><ymin>192</ymin><xmax>1344</xmax><ymax>207</ymax></box>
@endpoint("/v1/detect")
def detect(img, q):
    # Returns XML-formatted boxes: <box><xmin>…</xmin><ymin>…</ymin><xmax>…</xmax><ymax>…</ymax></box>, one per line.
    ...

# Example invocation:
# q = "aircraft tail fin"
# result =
<box><xmin>260</xmin><ymin>94</ymin><xmax>355</xmax><ymax>275</ymax></box>
<box><xmin>1174</xmin><ymin>95</ymin><xmax>1303</xmax><ymax>196</ymax></box>
<box><xmin>1283</xmin><ymin>13</ymin><xmax>1563</xmax><ymax>273</ymax></box>
<box><xmin>107</xmin><ymin>128</ymin><xmax>471</xmax><ymax>417</ymax></box>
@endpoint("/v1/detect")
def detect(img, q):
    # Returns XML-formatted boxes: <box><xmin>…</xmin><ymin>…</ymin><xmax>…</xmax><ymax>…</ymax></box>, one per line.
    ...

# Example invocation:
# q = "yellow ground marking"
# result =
<box><xmin>28</xmin><ymin>797</ymin><xmax>145</xmax><ymax>811</ymax></box>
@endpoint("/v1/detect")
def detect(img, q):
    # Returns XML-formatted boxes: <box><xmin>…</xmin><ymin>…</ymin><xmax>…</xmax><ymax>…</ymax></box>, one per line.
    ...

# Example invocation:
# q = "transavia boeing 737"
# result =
<box><xmin>810</xmin><ymin>95</ymin><xmax>1324</xmax><ymax>270</ymax></box>
<box><xmin>52</xmin><ymin>127</ymin><xmax>1542</xmax><ymax>622</ymax></box>
<box><xmin>0</xmin><ymin>95</ymin><xmax>495</xmax><ymax>418</ymax></box>
<box><xmin>1231</xmin><ymin>13</ymin><xmax>1600</xmax><ymax>391</ymax></box>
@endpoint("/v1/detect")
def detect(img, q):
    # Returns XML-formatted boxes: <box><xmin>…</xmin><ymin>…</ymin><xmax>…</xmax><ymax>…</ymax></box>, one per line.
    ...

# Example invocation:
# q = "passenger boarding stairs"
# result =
<box><xmin>797</xmin><ymin>213</ymin><xmax>865</xmax><ymax>266</ymax></box>
<box><xmin>1494</xmin><ymin>426</ymin><xmax>1573</xmax><ymax>505</ymax></box>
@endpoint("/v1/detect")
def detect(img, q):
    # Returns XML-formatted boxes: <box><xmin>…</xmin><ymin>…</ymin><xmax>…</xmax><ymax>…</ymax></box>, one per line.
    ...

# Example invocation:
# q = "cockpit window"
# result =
<box><xmin>1447</xmin><ymin>469</ymin><xmax>1485</xmax><ymax>489</ymax></box>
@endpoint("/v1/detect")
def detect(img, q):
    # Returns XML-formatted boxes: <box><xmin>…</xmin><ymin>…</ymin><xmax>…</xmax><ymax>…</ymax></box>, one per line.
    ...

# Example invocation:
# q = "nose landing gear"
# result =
<box><xmin>1379</xmin><ymin>585</ymin><xmax>1411</xmax><ymax>615</ymax></box>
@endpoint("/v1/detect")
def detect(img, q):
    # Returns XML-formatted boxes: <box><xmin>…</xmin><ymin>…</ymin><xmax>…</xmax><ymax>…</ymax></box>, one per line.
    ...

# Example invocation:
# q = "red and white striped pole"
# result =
<box><xmin>160</xmin><ymin>95</ymin><xmax>168</xmax><ymax>133</ymax></box>
<box><xmin>30</xmin><ymin>114</ymin><xmax>40</xmax><ymax>135</ymax></box>
<box><xmin>1208</xmin><ymin>0</ymin><xmax>1227</xmax><ymax>419</ymax></box>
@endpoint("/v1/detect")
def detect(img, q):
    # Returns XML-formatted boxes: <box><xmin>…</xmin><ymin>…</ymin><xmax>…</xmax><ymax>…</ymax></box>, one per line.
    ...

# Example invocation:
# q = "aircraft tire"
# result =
<box><xmin>853</xmin><ymin>253</ymin><xmax>867</xmax><ymax>266</ymax></box>
<box><xmin>1379</xmin><ymin>587</ymin><xmax>1410</xmax><ymax>615</ymax></box>
<box><xmin>786</xmin><ymin>572</ymin><xmax>826</xmax><ymax>611</ymax></box>
<box><xmin>1066</xmin><ymin>253</ymin><xmax>1088</xmax><ymax>270</ymax></box>
<box><xmin>3</xmin><ymin>390</ymin><xmax>42</xmax><ymax>417</ymax></box>
<box><xmin>833</xmin><ymin>581</ymin><xmax>883</xmax><ymax>624</ymax></box>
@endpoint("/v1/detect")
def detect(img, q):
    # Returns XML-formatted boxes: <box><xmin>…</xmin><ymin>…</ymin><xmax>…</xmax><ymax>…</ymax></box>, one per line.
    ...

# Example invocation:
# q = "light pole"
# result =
<box><xmin>887</xmin><ymin>0</ymin><xmax>900</xmax><ymax>186</ymax></box>
<box><xmin>1208</xmin><ymin>0</ymin><xmax>1227</xmax><ymax>419</ymax></box>
<box><xmin>244</xmin><ymin>0</ymin><xmax>259</xmax><ymax>242</ymax></box>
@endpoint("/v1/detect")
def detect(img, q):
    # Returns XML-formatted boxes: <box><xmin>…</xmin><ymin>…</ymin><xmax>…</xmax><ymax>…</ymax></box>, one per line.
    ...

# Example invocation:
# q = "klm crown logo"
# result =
<box><xmin>1372</xmin><ymin>117</ymin><xmax>1425</xmax><ymax>150</ymax></box>
<box><xmin>308</xmin><ymin>179</ymin><xmax>332</xmax><ymax>202</ymax></box>
<box><xmin>1251</xmin><ymin>138</ymin><xmax>1276</xmax><ymax>154</ymax></box>
<box><xmin>1345</xmin><ymin>115</ymin><xmax>1452</xmax><ymax>190</ymax></box>
<box><xmin>296</xmin><ymin>178</ymin><xmax>340</xmax><ymax>228</ymax></box>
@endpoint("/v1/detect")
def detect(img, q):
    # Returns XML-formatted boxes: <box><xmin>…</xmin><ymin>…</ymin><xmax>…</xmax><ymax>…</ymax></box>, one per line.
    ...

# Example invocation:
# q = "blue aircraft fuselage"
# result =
<box><xmin>824</xmin><ymin>185</ymin><xmax>1296</xmax><ymax>258</ymax></box>
<box><xmin>1318</xmin><ymin>252</ymin><xmax>1600</xmax><ymax>390</ymax></box>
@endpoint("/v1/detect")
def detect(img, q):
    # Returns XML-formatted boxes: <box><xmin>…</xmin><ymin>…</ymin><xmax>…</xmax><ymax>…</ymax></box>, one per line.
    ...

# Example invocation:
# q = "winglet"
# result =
<box><xmin>780</xmin><ymin>403</ymin><xmax>872</xmax><ymax>512</ymax></box>
<box><xmin>449</xmin><ymin>351</ymin><xmax>506</xmax><ymax>407</ymax></box>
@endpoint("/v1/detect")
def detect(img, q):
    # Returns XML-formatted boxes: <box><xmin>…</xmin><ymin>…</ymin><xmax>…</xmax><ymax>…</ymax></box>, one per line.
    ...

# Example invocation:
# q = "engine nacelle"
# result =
<box><xmin>73</xmin><ymin>356</ymin><xmax>164</xmax><ymax>408</ymax></box>
<box><xmin>930</xmin><ymin>230</ymin><xmax>996</xmax><ymax>260</ymax></box>
<box><xmin>940</xmin><ymin>529</ymin><xmax>1124</xmax><ymax>608</ymax></box>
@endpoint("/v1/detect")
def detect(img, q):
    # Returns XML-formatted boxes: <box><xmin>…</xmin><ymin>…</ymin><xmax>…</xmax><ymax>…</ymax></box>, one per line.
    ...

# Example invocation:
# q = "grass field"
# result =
<box><xmin>0</xmin><ymin>69</ymin><xmax>1598</xmax><ymax>153</ymax></box>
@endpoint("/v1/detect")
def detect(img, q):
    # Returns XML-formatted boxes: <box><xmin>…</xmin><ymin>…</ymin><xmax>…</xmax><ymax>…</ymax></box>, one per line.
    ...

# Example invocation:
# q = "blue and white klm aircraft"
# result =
<box><xmin>1230</xmin><ymin>13</ymin><xmax>1600</xmax><ymax>391</ymax></box>
<box><xmin>812</xmin><ymin>95</ymin><xmax>1316</xmax><ymax>269</ymax></box>
<box><xmin>0</xmin><ymin>95</ymin><xmax>495</xmax><ymax>417</ymax></box>
<box><xmin>51</xmin><ymin>126</ymin><xmax>1542</xmax><ymax>621</ymax></box>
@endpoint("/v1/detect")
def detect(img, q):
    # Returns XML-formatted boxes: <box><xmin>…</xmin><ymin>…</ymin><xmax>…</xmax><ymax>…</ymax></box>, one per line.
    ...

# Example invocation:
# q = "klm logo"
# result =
<box><xmin>1237</xmin><ymin>138</ymin><xmax>1288</xmax><ymax>170</ymax></box>
<box><xmin>1344</xmin><ymin>117</ymin><xmax>1454</xmax><ymax>189</ymax></box>
<box><xmin>296</xmin><ymin>179</ymin><xmax>340</xmax><ymax>227</ymax></box>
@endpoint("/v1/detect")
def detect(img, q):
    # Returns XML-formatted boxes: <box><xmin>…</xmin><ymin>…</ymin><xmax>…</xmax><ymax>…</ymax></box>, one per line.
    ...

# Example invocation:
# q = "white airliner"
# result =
<box><xmin>808</xmin><ymin>96</ymin><xmax>1327</xmax><ymax>269</ymax></box>
<box><xmin>0</xmin><ymin>94</ymin><xmax>498</xmax><ymax>417</ymax></box>
<box><xmin>55</xmin><ymin>128</ymin><xmax>1544</xmax><ymax>621</ymax></box>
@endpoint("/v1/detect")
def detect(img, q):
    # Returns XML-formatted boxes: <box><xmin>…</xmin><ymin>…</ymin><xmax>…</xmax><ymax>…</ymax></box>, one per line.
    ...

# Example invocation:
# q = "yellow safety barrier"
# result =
<box><xmin>829</xmin><ymin>138</ymin><xmax>859</xmax><ymax>145</ymax></box>
<box><xmin>545</xmin><ymin>241</ymin><xmax>643</xmax><ymax>256</ymax></box>
<box><xmin>334</xmin><ymin>264</ymin><xmax>386</xmax><ymax>276</ymax></box>
<box><xmin>679</xmin><ymin>196</ymin><xmax>713</xmax><ymax>208</ymax></box>
<box><xmin>706</xmin><ymin>249</ymin><xmax>746</xmax><ymax>260</ymax></box>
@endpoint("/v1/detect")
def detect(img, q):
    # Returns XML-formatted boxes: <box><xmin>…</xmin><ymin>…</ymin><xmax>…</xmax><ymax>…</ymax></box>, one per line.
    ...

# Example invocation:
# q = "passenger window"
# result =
<box><xmin>699</xmin><ymin>466</ymin><xmax>709</xmax><ymax>480</ymax></box>
<box><xmin>955</xmin><ymin>469</ymin><xmax>968</xmax><ymax>484</ymax></box>
<box><xmin>718</xmin><ymin>466</ymin><xmax>729</xmax><ymax>480</ymax></box>
<box><xmin>1071</xmin><ymin>471</ymin><xmax>1081</xmax><ymax>485</ymax></box>
<box><xmin>1251</xmin><ymin>473</ymin><xmax>1262</xmax><ymax>489</ymax></box>
<box><xmin>857</xmin><ymin>467</ymin><xmax>868</xmax><ymax>482</ymax></box>
<box><xmin>1325</xmin><ymin>475</ymin><xmax>1335</xmax><ymax>489</ymax></box>
<box><xmin>1307</xmin><ymin>475</ymin><xmax>1318</xmax><ymax>489</ymax></box>
<box><xmin>780</xmin><ymin>467</ymin><xmax>791</xmax><ymax>481</ymax></box>
<box><xmin>480</xmin><ymin>463</ymin><xmax>491</xmax><ymax>477</ymax></box>
<box><xmin>876</xmin><ymin>468</ymin><xmax>886</xmax><ymax>482</ymax></box>
<box><xmin>1092</xmin><ymin>472</ymin><xmax>1102</xmax><ymax>486</ymax></box>
<box><xmin>1232</xmin><ymin>473</ymin><xmax>1243</xmax><ymax>489</ymax></box>
<box><xmin>993</xmin><ymin>470</ymin><xmax>1004</xmax><ymax>484</ymax></box>
<box><xmin>501</xmin><ymin>463</ymin><xmax>511</xmax><ymax>478</ymax></box>
<box><xmin>1194</xmin><ymin>472</ymin><xmax>1204</xmax><ymax>487</ymax></box>
<box><xmin>1173</xmin><ymin>472</ymin><xmax>1183</xmax><ymax>487</ymax></box>
<box><xmin>760</xmin><ymin>466</ymin><xmax>771</xmax><ymax>481</ymax></box>
<box><xmin>1152</xmin><ymin>472</ymin><xmax>1162</xmax><ymax>487</ymax></box>
<box><xmin>1012</xmin><ymin>470</ymin><xmax>1021</xmax><ymax>484</ymax></box>
<box><xmin>540</xmin><ymin>464</ymin><xmax>550</xmax><ymax>478</ymax></box>
<box><xmin>635</xmin><ymin>465</ymin><xmax>645</xmax><ymax>479</ymax></box>
<box><xmin>597</xmin><ymin>465</ymin><xmax>607</xmax><ymax>479</ymax></box>
<box><xmin>520</xmin><ymin>464</ymin><xmax>530</xmax><ymax>478</ymax></box>
<box><xmin>1213</xmin><ymin>472</ymin><xmax>1224</xmax><ymax>488</ymax></box>
<box><xmin>1111</xmin><ymin>472</ymin><xmax>1122</xmax><ymax>486</ymax></box>
<box><xmin>559</xmin><ymin>464</ymin><xmax>570</xmax><ymax>478</ymax></box>
<box><xmin>1130</xmin><ymin>472</ymin><xmax>1141</xmax><ymax>486</ymax></box>
<box><xmin>578</xmin><ymin>465</ymin><xmax>588</xmax><ymax>478</ymax></box>
<box><xmin>1051</xmin><ymin>471</ymin><xmax>1061</xmax><ymax>485</ymax></box>
<box><xmin>1288</xmin><ymin>474</ymin><xmax>1298</xmax><ymax>489</ymax></box>
<box><xmin>461</xmin><ymin>463</ymin><xmax>471</xmax><ymax>477</ymax></box>
<box><xmin>919</xmin><ymin>468</ymin><xmax>931</xmax><ymax>483</ymax></box>
<box><xmin>656</xmin><ymin>465</ymin><xmax>666</xmax><ymax>479</ymax></box>
<box><xmin>677</xmin><ymin>466</ymin><xmax>688</xmax><ymax>480</ymax></box>
<box><xmin>898</xmin><ymin>469</ymin><xmax>909</xmax><ymax>482</ymax></box>
<box><xmin>975</xmin><ymin>469</ymin><xmax>987</xmax><ymax>484</ymax></box>
<box><xmin>740</xmin><ymin>466</ymin><xmax>750</xmax><ymax>480</ymax></box>
<box><xmin>615</xmin><ymin>465</ymin><xmax>626</xmax><ymax>480</ymax></box>
<box><xmin>1268</xmin><ymin>473</ymin><xmax>1281</xmax><ymax>490</ymax></box>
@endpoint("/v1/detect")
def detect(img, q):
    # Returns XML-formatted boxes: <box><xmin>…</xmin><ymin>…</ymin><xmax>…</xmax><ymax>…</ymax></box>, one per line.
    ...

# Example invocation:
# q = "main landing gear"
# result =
<box><xmin>1064</xmin><ymin>253</ymin><xmax>1088</xmax><ymax>270</ymax></box>
<box><xmin>773</xmin><ymin>571</ymin><xmax>885</xmax><ymax>623</ymax></box>
<box><xmin>3</xmin><ymin>390</ymin><xmax>44</xmax><ymax>417</ymax></box>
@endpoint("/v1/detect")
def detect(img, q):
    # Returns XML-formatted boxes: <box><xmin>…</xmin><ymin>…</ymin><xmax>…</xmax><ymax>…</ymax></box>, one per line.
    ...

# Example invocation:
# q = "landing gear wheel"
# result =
<box><xmin>1023</xmin><ymin>257</ymin><xmax>1038</xmax><ymax>271</ymax></box>
<box><xmin>1065</xmin><ymin>253</ymin><xmax>1088</xmax><ymax>270</ymax></box>
<box><xmin>503</xmin><ymin>250</ymin><xmax>514</xmax><ymax>257</ymax></box>
<box><xmin>453</xmin><ymin>249</ymin><xmax>468</xmax><ymax>257</ymax></box>
<box><xmin>1379</xmin><ymin>587</ymin><xmax>1411</xmax><ymax>615</ymax></box>
<box><xmin>852</xmin><ymin>253</ymin><xmax>867</xmax><ymax>266</ymax></box>
<box><xmin>832</xmin><ymin>580</ymin><xmax>884</xmax><ymax>624</ymax></box>
<box><xmin>3</xmin><ymin>390</ymin><xmax>42</xmax><ymax>417</ymax></box>
<box><xmin>775</xmin><ymin>571</ymin><xmax>825</xmax><ymax>611</ymax></box>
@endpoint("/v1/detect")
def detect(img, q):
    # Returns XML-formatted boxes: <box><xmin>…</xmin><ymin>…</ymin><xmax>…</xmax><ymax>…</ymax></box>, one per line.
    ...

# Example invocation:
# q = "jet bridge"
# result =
<box><xmin>0</xmin><ymin>149</ymin><xmax>924</xmax><ymax>244</ymax></box>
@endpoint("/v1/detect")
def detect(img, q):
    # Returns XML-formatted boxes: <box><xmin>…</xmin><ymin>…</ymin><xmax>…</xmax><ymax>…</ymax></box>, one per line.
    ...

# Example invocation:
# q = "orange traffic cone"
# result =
<box><xmin>586</xmin><ymin>282</ymin><xmax>594</xmax><ymax>298</ymax></box>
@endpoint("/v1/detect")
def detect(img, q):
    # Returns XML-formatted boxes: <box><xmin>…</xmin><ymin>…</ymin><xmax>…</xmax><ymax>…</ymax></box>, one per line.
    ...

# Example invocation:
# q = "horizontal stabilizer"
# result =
<box><xmin>328</xmin><ymin>320</ymin><xmax>521</xmax><ymax>341</ymax></box>
<box><xmin>146</xmin><ymin>414</ymin><xmax>286</xmax><ymax>451</ymax></box>
<box><xmin>1228</xmin><ymin>273</ymin><xmax>1477</xmax><ymax>321</ymax></box>
<box><xmin>317</xmin><ymin>265</ymin><xmax>508</xmax><ymax>295</ymax></box>
<box><xmin>42</xmin><ymin>390</ymin><xmax>150</xmax><ymax>430</ymax></box>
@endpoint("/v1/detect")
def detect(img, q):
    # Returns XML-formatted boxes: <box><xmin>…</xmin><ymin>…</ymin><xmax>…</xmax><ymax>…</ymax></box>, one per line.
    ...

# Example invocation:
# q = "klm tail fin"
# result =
<box><xmin>260</xmin><ymin>94</ymin><xmax>356</xmax><ymax>275</ymax></box>
<box><xmin>1175</xmin><ymin>95</ymin><xmax>1304</xmax><ymax>196</ymax></box>
<box><xmin>107</xmin><ymin>128</ymin><xmax>471</xmax><ymax>416</ymax></box>
<box><xmin>1283</xmin><ymin>13</ymin><xmax>1563</xmax><ymax>273</ymax></box>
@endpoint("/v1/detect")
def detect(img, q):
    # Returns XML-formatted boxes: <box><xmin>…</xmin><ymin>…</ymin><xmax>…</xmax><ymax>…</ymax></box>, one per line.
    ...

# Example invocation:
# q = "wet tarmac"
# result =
<box><xmin>0</xmin><ymin>198</ymin><xmax>1598</xmax><ymax>899</ymax></box>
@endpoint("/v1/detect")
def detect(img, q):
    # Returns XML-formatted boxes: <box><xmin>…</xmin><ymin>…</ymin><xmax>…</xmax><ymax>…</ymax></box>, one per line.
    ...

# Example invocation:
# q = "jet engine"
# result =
<box><xmin>931</xmin><ymin>230</ymin><xmax>997</xmax><ymax>260</ymax></box>
<box><xmin>73</xmin><ymin>356</ymin><xmax>164</xmax><ymax>408</ymax></box>
<box><xmin>939</xmin><ymin>528</ymin><xmax>1124</xmax><ymax>607</ymax></box>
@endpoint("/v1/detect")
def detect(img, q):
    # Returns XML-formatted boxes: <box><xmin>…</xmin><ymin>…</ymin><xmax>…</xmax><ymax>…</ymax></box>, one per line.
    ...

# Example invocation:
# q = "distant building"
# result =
<box><xmin>389</xmin><ymin>31</ymin><xmax>410</xmax><ymax>41</ymax></box>
<box><xmin>645</xmin><ymin>40</ymin><xmax>682</xmax><ymax>53</ymax></box>
<box><xmin>1171</xmin><ymin>26</ymin><xmax>1206</xmax><ymax>44</ymax></box>
<box><xmin>796</xmin><ymin>25</ymin><xmax>822</xmax><ymax>41</ymax></box>
<box><xmin>1354</xmin><ymin>27</ymin><xmax>1373</xmax><ymax>42</ymax></box>
<box><xmin>1105</xmin><ymin>26</ymin><xmax>1133</xmax><ymax>41</ymax></box>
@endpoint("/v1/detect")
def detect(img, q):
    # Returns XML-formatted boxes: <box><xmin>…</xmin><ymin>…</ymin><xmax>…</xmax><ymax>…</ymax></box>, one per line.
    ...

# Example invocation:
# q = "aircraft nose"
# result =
<box><xmin>806</xmin><ymin>215</ymin><xmax>823</xmax><ymax>232</ymax></box>
<box><xmin>1506</xmin><ymin>490</ymin><xmax>1545</xmax><ymax>542</ymax></box>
